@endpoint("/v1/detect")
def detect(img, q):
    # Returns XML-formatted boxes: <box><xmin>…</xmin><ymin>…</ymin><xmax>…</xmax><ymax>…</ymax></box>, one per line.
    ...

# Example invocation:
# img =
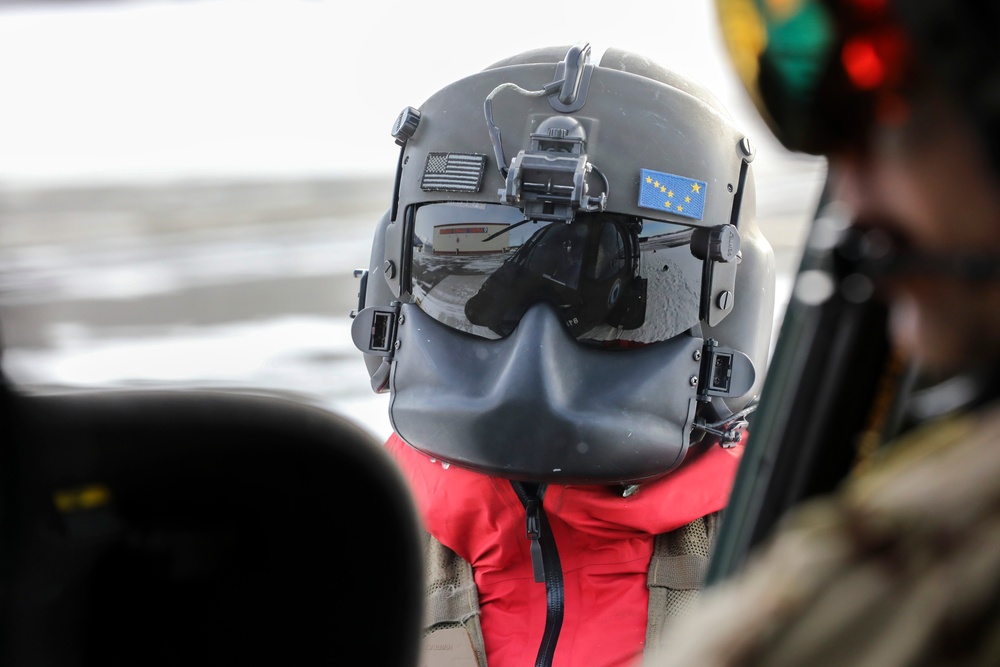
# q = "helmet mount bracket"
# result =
<box><xmin>692</xmin><ymin>224</ymin><xmax>742</xmax><ymax>326</ymax></box>
<box><xmin>691</xmin><ymin>143</ymin><xmax>755</xmax><ymax>326</ymax></box>
<box><xmin>485</xmin><ymin>41</ymin><xmax>595</xmax><ymax>180</ymax></box>
<box><xmin>498</xmin><ymin>116</ymin><xmax>608</xmax><ymax>223</ymax></box>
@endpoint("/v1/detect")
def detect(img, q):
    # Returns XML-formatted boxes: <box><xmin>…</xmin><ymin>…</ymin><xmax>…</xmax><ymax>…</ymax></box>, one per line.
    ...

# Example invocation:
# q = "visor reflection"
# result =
<box><xmin>409</xmin><ymin>203</ymin><xmax>704</xmax><ymax>345</ymax></box>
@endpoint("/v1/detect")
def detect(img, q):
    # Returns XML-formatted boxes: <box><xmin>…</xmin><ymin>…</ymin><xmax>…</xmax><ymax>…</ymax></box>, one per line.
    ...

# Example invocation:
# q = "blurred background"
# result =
<box><xmin>0</xmin><ymin>0</ymin><xmax>826</xmax><ymax>442</ymax></box>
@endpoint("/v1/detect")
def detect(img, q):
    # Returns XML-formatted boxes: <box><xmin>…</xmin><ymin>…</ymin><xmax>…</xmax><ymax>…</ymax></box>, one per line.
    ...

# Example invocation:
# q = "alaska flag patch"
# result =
<box><xmin>421</xmin><ymin>152</ymin><xmax>487</xmax><ymax>192</ymax></box>
<box><xmin>638</xmin><ymin>169</ymin><xmax>707</xmax><ymax>220</ymax></box>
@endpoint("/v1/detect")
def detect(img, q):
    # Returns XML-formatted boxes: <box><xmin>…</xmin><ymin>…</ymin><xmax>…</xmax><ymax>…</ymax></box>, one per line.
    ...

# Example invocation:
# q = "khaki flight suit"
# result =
<box><xmin>645</xmin><ymin>401</ymin><xmax>1000</xmax><ymax>667</ymax></box>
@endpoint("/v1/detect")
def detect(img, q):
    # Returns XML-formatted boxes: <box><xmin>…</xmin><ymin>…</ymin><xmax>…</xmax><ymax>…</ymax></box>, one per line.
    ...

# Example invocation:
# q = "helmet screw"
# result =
<box><xmin>383</xmin><ymin>260</ymin><xmax>396</xmax><ymax>279</ymax></box>
<box><xmin>394</xmin><ymin>340</ymin><xmax>401</xmax><ymax>350</ymax></box>
<box><xmin>693</xmin><ymin>349</ymin><xmax>702</xmax><ymax>361</ymax></box>
<box><xmin>689</xmin><ymin>376</ymin><xmax>699</xmax><ymax>386</ymax></box>
<box><xmin>717</xmin><ymin>290</ymin><xmax>733</xmax><ymax>311</ymax></box>
<box><xmin>398</xmin><ymin>315</ymin><xmax>405</xmax><ymax>325</ymax></box>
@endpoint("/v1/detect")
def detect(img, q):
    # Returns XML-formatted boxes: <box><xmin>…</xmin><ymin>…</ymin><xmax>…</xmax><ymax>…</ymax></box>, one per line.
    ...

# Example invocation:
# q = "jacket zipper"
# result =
<box><xmin>512</xmin><ymin>481</ymin><xmax>564</xmax><ymax>667</ymax></box>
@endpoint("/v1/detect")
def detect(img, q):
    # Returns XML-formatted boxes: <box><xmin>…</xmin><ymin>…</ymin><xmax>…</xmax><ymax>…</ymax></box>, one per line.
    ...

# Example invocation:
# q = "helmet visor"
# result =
<box><xmin>407</xmin><ymin>202</ymin><xmax>704</xmax><ymax>345</ymax></box>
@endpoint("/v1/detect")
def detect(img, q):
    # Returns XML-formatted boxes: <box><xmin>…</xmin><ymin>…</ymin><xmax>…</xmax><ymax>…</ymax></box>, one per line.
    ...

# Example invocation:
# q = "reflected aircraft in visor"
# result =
<box><xmin>409</xmin><ymin>203</ymin><xmax>701</xmax><ymax>345</ymax></box>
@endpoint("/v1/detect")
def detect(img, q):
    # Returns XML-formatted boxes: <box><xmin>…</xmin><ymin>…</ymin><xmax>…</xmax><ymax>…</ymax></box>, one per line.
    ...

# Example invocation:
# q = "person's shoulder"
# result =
<box><xmin>644</xmin><ymin>403</ymin><xmax>1000</xmax><ymax>666</ymax></box>
<box><xmin>844</xmin><ymin>400</ymin><xmax>1000</xmax><ymax>530</ymax></box>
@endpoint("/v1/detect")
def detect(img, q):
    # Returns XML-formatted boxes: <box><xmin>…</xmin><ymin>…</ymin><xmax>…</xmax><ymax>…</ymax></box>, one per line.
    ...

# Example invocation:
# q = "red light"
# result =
<box><xmin>842</xmin><ymin>38</ymin><xmax>885</xmax><ymax>90</ymax></box>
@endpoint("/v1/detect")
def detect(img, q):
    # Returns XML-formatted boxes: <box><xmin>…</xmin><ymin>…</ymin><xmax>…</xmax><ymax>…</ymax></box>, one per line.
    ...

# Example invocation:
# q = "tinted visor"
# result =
<box><xmin>716</xmin><ymin>0</ymin><xmax>911</xmax><ymax>154</ymax></box>
<box><xmin>408</xmin><ymin>203</ymin><xmax>704</xmax><ymax>345</ymax></box>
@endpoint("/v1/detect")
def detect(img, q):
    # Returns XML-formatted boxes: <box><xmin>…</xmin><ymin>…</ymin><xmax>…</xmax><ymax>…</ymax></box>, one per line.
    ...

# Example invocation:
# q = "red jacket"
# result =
<box><xmin>386</xmin><ymin>433</ymin><xmax>743</xmax><ymax>667</ymax></box>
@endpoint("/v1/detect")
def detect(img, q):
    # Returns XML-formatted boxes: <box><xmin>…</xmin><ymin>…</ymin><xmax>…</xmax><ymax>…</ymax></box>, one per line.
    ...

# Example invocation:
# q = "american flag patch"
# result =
<box><xmin>421</xmin><ymin>152</ymin><xmax>487</xmax><ymax>192</ymax></box>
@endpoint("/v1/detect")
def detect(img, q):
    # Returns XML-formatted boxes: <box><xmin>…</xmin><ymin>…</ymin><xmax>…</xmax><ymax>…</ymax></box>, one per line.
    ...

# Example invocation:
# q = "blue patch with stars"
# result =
<box><xmin>637</xmin><ymin>169</ymin><xmax>707</xmax><ymax>220</ymax></box>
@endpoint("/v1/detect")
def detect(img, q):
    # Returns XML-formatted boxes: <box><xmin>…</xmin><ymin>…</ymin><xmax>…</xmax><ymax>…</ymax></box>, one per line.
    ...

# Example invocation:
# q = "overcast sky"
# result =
<box><xmin>0</xmin><ymin>0</ymin><xmax>816</xmax><ymax>187</ymax></box>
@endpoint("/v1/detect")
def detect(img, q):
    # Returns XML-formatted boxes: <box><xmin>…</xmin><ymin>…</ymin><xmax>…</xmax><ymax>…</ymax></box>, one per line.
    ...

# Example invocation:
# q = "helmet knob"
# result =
<box><xmin>391</xmin><ymin>107</ymin><xmax>421</xmax><ymax>146</ymax></box>
<box><xmin>692</xmin><ymin>225</ymin><xmax>742</xmax><ymax>263</ymax></box>
<box><xmin>709</xmin><ymin>225</ymin><xmax>741</xmax><ymax>262</ymax></box>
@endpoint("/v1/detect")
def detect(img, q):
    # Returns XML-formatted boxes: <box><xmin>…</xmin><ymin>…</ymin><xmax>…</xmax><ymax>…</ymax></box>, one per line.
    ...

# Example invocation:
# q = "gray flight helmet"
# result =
<box><xmin>352</xmin><ymin>42</ymin><xmax>775</xmax><ymax>484</ymax></box>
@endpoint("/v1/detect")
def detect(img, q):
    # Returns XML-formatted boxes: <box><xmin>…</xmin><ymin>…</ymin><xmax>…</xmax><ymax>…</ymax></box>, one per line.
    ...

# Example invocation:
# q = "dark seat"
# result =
<box><xmin>0</xmin><ymin>382</ymin><xmax>423</xmax><ymax>666</ymax></box>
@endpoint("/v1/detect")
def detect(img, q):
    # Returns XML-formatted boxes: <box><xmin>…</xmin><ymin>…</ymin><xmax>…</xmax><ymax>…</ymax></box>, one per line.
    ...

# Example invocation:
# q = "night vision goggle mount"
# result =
<box><xmin>486</xmin><ymin>41</ymin><xmax>609</xmax><ymax>224</ymax></box>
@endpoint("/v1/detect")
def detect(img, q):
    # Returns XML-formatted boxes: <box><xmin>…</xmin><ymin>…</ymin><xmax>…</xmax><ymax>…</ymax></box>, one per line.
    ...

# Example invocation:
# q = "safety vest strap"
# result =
<box><xmin>420</xmin><ymin>533</ymin><xmax>487</xmax><ymax>667</ymax></box>
<box><xmin>645</xmin><ymin>511</ymin><xmax>722</xmax><ymax>654</ymax></box>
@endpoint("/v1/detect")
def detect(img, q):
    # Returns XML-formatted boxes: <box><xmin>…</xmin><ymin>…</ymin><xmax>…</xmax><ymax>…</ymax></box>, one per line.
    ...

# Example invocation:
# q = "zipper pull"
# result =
<box><xmin>525</xmin><ymin>496</ymin><xmax>545</xmax><ymax>583</ymax></box>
